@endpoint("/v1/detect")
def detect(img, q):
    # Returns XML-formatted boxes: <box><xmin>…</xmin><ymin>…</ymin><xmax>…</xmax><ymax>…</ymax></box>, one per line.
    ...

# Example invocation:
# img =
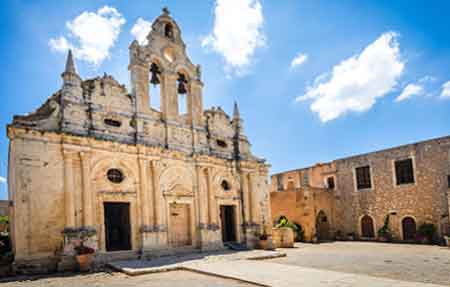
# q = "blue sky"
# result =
<box><xmin>1</xmin><ymin>1</ymin><xmax>449</xmax><ymax>199</ymax></box>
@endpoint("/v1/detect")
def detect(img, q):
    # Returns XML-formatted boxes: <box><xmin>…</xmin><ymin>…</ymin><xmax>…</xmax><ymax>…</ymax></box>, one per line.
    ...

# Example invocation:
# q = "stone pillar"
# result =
<box><xmin>80</xmin><ymin>151</ymin><xmax>93</xmax><ymax>227</ymax></box>
<box><xmin>139</xmin><ymin>158</ymin><xmax>151</xmax><ymax>228</ymax></box>
<box><xmin>243</xmin><ymin>172</ymin><xmax>258</xmax><ymax>248</ymax></box>
<box><xmin>190</xmin><ymin>80</ymin><xmax>204</xmax><ymax>126</ymax></box>
<box><xmin>152</xmin><ymin>161</ymin><xmax>167</xmax><ymax>248</ymax></box>
<box><xmin>129</xmin><ymin>62</ymin><xmax>149</xmax><ymax>114</ymax></box>
<box><xmin>161</xmin><ymin>72</ymin><xmax>178</xmax><ymax>120</ymax></box>
<box><xmin>63</xmin><ymin>151</ymin><xmax>75</xmax><ymax>229</ymax></box>
<box><xmin>199</xmin><ymin>167</ymin><xmax>222</xmax><ymax>250</ymax></box>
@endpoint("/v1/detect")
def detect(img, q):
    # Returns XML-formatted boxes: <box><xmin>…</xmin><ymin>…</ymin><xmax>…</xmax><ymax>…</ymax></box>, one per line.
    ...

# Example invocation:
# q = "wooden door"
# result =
<box><xmin>220</xmin><ymin>205</ymin><xmax>237</xmax><ymax>242</ymax></box>
<box><xmin>316</xmin><ymin>211</ymin><xmax>330</xmax><ymax>241</ymax></box>
<box><xmin>104</xmin><ymin>202</ymin><xmax>131</xmax><ymax>251</ymax></box>
<box><xmin>169</xmin><ymin>203</ymin><xmax>191</xmax><ymax>247</ymax></box>
<box><xmin>361</xmin><ymin>215</ymin><xmax>375</xmax><ymax>238</ymax></box>
<box><xmin>402</xmin><ymin>217</ymin><xmax>416</xmax><ymax>241</ymax></box>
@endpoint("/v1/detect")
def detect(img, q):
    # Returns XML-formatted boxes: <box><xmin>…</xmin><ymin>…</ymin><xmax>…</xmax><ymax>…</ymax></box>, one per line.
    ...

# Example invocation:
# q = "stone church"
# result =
<box><xmin>7</xmin><ymin>9</ymin><xmax>271</xmax><ymax>271</ymax></box>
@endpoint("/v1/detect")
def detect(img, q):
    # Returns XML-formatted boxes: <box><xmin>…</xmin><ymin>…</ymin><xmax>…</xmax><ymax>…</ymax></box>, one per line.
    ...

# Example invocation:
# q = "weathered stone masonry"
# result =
<box><xmin>271</xmin><ymin>136</ymin><xmax>450</xmax><ymax>242</ymax></box>
<box><xmin>7</xmin><ymin>9</ymin><xmax>271</xmax><ymax>271</ymax></box>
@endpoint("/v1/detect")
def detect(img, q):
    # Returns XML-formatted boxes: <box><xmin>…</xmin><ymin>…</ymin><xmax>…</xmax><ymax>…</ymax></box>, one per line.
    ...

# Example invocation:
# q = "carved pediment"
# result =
<box><xmin>163</xmin><ymin>184</ymin><xmax>193</xmax><ymax>197</ymax></box>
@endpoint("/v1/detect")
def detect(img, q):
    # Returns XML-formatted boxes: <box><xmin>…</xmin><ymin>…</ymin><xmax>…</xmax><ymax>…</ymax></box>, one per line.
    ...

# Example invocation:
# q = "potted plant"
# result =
<box><xmin>74</xmin><ymin>243</ymin><xmax>95</xmax><ymax>272</ymax></box>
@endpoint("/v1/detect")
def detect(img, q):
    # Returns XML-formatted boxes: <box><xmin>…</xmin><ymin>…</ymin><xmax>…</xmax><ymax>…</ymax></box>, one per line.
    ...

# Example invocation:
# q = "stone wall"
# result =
<box><xmin>271</xmin><ymin>136</ymin><xmax>450</xmax><ymax>242</ymax></box>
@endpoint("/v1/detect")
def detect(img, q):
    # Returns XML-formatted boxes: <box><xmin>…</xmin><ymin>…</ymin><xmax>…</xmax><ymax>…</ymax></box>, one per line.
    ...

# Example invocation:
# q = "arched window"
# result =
<box><xmin>402</xmin><ymin>217</ymin><xmax>416</xmax><ymax>241</ymax></box>
<box><xmin>177</xmin><ymin>72</ymin><xmax>188</xmax><ymax>114</ymax></box>
<box><xmin>149</xmin><ymin>63</ymin><xmax>161</xmax><ymax>110</ymax></box>
<box><xmin>164</xmin><ymin>23</ymin><xmax>174</xmax><ymax>39</ymax></box>
<box><xmin>360</xmin><ymin>215</ymin><xmax>375</xmax><ymax>238</ymax></box>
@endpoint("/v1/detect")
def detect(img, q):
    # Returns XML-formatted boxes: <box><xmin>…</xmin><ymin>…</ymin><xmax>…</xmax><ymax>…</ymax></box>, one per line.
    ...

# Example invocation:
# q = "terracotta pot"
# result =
<box><xmin>75</xmin><ymin>254</ymin><xmax>93</xmax><ymax>272</ymax></box>
<box><xmin>259</xmin><ymin>239</ymin><xmax>269</xmax><ymax>250</ymax></box>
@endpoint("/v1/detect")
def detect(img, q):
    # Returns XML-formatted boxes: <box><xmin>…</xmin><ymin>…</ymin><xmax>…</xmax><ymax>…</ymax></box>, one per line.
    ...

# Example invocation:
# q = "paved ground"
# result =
<box><xmin>1</xmin><ymin>242</ymin><xmax>449</xmax><ymax>287</ymax></box>
<box><xmin>0</xmin><ymin>270</ymin><xmax>257</xmax><ymax>287</ymax></box>
<box><xmin>189</xmin><ymin>260</ymin><xmax>446</xmax><ymax>287</ymax></box>
<box><xmin>270</xmin><ymin>242</ymin><xmax>450</xmax><ymax>286</ymax></box>
<box><xmin>109</xmin><ymin>249</ymin><xmax>285</xmax><ymax>275</ymax></box>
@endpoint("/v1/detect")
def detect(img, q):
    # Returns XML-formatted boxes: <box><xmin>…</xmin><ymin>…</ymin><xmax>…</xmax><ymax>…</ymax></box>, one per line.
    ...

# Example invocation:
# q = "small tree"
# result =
<box><xmin>377</xmin><ymin>214</ymin><xmax>393</xmax><ymax>242</ymax></box>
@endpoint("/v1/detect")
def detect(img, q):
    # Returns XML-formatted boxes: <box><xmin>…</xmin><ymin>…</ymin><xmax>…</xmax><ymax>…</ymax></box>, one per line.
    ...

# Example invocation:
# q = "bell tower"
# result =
<box><xmin>129</xmin><ymin>8</ymin><xmax>203</xmax><ymax>123</ymax></box>
<box><xmin>129</xmin><ymin>8</ymin><xmax>206</xmax><ymax>151</ymax></box>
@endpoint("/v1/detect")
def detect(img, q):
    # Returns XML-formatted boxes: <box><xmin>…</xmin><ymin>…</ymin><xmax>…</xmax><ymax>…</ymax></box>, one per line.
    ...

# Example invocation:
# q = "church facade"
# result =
<box><xmin>7</xmin><ymin>9</ymin><xmax>271</xmax><ymax>271</ymax></box>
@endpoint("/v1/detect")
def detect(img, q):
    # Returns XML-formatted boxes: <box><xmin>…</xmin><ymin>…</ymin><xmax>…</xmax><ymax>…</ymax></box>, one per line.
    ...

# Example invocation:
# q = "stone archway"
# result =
<box><xmin>360</xmin><ymin>215</ymin><xmax>375</xmax><ymax>238</ymax></box>
<box><xmin>316</xmin><ymin>210</ymin><xmax>330</xmax><ymax>241</ymax></box>
<box><xmin>402</xmin><ymin>216</ymin><xmax>417</xmax><ymax>241</ymax></box>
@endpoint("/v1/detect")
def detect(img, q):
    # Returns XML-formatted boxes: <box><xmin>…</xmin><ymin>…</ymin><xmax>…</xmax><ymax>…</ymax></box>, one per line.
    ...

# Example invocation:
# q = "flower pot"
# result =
<box><xmin>75</xmin><ymin>254</ymin><xmax>93</xmax><ymax>272</ymax></box>
<box><xmin>259</xmin><ymin>239</ymin><xmax>269</xmax><ymax>250</ymax></box>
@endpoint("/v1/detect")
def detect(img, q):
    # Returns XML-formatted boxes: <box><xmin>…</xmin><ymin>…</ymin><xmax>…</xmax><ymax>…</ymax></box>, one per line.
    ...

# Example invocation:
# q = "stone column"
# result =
<box><xmin>196</xmin><ymin>166</ymin><xmax>208</xmax><ymax>226</ymax></box>
<box><xmin>242</xmin><ymin>173</ymin><xmax>251</xmax><ymax>224</ymax></box>
<box><xmin>151</xmin><ymin>161</ymin><xmax>167</xmax><ymax>248</ymax></box>
<box><xmin>248</xmin><ymin>173</ymin><xmax>259</xmax><ymax>225</ymax></box>
<box><xmin>80</xmin><ymin>151</ymin><xmax>93</xmax><ymax>227</ymax></box>
<box><xmin>129</xmin><ymin>62</ymin><xmax>149</xmax><ymax>114</ymax></box>
<box><xmin>139</xmin><ymin>157</ymin><xmax>151</xmax><ymax>228</ymax></box>
<box><xmin>190</xmin><ymin>80</ymin><xmax>204</xmax><ymax>126</ymax></box>
<box><xmin>201</xmin><ymin>167</ymin><xmax>222</xmax><ymax>250</ymax></box>
<box><xmin>161</xmin><ymin>72</ymin><xmax>178</xmax><ymax>120</ymax></box>
<box><xmin>63</xmin><ymin>151</ymin><xmax>75</xmax><ymax>228</ymax></box>
<box><xmin>206</xmin><ymin>167</ymin><xmax>217</xmax><ymax>225</ymax></box>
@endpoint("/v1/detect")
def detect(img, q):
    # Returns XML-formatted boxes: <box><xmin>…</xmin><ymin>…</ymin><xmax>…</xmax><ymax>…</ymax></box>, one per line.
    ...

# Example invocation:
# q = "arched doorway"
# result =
<box><xmin>360</xmin><ymin>215</ymin><xmax>375</xmax><ymax>238</ymax></box>
<box><xmin>402</xmin><ymin>217</ymin><xmax>417</xmax><ymax>241</ymax></box>
<box><xmin>316</xmin><ymin>210</ymin><xmax>330</xmax><ymax>241</ymax></box>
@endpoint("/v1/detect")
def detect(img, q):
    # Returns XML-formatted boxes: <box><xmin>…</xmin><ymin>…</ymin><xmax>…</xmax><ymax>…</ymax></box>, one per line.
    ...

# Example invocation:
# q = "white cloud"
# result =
<box><xmin>297</xmin><ymin>32</ymin><xmax>404</xmax><ymax>122</ymax></box>
<box><xmin>290</xmin><ymin>52</ymin><xmax>308</xmax><ymax>69</ymax></box>
<box><xmin>131</xmin><ymin>18</ymin><xmax>152</xmax><ymax>45</ymax></box>
<box><xmin>202</xmin><ymin>0</ymin><xmax>265</xmax><ymax>75</ymax></box>
<box><xmin>395</xmin><ymin>83</ymin><xmax>424</xmax><ymax>102</ymax></box>
<box><xmin>49</xmin><ymin>6</ymin><xmax>125</xmax><ymax>65</ymax></box>
<box><xmin>441</xmin><ymin>81</ymin><xmax>450</xmax><ymax>98</ymax></box>
<box><xmin>0</xmin><ymin>176</ymin><xmax>6</xmax><ymax>184</ymax></box>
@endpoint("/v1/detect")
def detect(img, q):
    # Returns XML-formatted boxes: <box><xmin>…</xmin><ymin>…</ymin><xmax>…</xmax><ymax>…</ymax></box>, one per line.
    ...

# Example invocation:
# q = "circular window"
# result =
<box><xmin>107</xmin><ymin>169</ymin><xmax>124</xmax><ymax>183</ymax></box>
<box><xmin>221</xmin><ymin>180</ymin><xmax>231</xmax><ymax>191</ymax></box>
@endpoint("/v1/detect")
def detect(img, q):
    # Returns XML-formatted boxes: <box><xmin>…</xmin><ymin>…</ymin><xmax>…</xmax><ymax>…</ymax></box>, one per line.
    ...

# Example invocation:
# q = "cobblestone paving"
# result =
<box><xmin>269</xmin><ymin>242</ymin><xmax>450</xmax><ymax>286</ymax></box>
<box><xmin>0</xmin><ymin>270</ymin><xmax>257</xmax><ymax>287</ymax></box>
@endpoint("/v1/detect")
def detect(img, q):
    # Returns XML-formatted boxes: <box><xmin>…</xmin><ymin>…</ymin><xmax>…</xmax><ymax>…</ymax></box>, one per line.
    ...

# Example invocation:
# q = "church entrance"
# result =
<box><xmin>104</xmin><ymin>202</ymin><xmax>131</xmax><ymax>251</ymax></box>
<box><xmin>220</xmin><ymin>205</ymin><xmax>237</xmax><ymax>242</ymax></box>
<box><xmin>168</xmin><ymin>203</ymin><xmax>192</xmax><ymax>247</ymax></box>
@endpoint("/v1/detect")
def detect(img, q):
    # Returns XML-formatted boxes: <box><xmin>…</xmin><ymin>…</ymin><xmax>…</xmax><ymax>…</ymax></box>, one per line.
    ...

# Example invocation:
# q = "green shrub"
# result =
<box><xmin>0</xmin><ymin>216</ymin><xmax>8</xmax><ymax>225</ymax></box>
<box><xmin>417</xmin><ymin>223</ymin><xmax>436</xmax><ymax>243</ymax></box>
<box><xmin>377</xmin><ymin>215</ymin><xmax>393</xmax><ymax>241</ymax></box>
<box><xmin>275</xmin><ymin>216</ymin><xmax>304</xmax><ymax>242</ymax></box>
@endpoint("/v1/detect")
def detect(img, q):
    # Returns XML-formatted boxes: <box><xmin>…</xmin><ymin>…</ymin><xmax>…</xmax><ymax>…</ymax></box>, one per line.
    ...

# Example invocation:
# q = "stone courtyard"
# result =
<box><xmin>1</xmin><ymin>242</ymin><xmax>449</xmax><ymax>287</ymax></box>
